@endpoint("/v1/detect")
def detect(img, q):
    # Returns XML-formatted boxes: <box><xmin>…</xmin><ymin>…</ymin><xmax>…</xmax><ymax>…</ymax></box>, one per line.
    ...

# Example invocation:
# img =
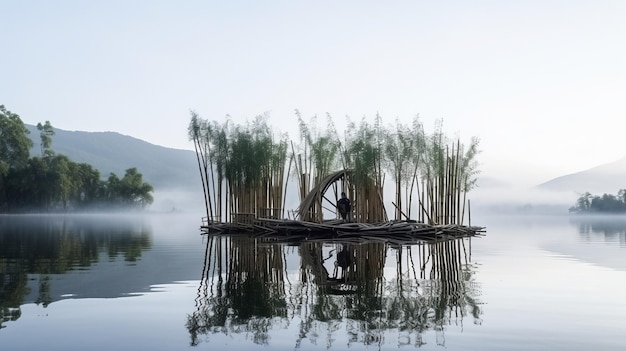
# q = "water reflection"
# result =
<box><xmin>570</xmin><ymin>216</ymin><xmax>626</xmax><ymax>247</ymax></box>
<box><xmin>187</xmin><ymin>236</ymin><xmax>482</xmax><ymax>348</ymax></box>
<box><xmin>0</xmin><ymin>214</ymin><xmax>152</xmax><ymax>329</ymax></box>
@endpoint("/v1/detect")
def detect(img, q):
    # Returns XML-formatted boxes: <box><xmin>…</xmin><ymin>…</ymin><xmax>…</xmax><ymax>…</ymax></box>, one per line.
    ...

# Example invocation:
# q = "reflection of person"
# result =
<box><xmin>337</xmin><ymin>192</ymin><xmax>351</xmax><ymax>221</ymax></box>
<box><xmin>334</xmin><ymin>244</ymin><xmax>352</xmax><ymax>280</ymax></box>
<box><xmin>336</xmin><ymin>245</ymin><xmax>351</xmax><ymax>270</ymax></box>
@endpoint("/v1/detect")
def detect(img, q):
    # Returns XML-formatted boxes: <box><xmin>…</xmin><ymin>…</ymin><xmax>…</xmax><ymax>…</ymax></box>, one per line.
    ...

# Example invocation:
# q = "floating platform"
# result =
<box><xmin>200</xmin><ymin>218</ymin><xmax>486</xmax><ymax>245</ymax></box>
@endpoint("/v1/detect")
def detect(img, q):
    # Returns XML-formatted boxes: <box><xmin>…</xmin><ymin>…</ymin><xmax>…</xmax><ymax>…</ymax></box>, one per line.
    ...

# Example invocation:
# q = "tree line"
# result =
<box><xmin>0</xmin><ymin>105</ymin><xmax>154</xmax><ymax>212</ymax></box>
<box><xmin>569</xmin><ymin>190</ymin><xmax>626</xmax><ymax>213</ymax></box>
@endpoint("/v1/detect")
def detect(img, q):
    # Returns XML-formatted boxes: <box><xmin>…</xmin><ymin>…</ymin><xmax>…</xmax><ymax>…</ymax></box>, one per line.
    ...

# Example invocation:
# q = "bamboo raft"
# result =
<box><xmin>190</xmin><ymin>113</ymin><xmax>486</xmax><ymax>245</ymax></box>
<box><xmin>200</xmin><ymin>218</ymin><xmax>485</xmax><ymax>245</ymax></box>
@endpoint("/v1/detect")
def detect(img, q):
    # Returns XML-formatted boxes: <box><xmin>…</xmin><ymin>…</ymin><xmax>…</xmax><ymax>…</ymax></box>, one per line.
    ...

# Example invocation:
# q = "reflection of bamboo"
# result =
<box><xmin>227</xmin><ymin>238</ymin><xmax>287</xmax><ymax>316</ymax></box>
<box><xmin>188</xmin><ymin>234</ymin><xmax>481</xmax><ymax>348</ymax></box>
<box><xmin>429</xmin><ymin>240</ymin><xmax>461</xmax><ymax>282</ymax></box>
<box><xmin>189</xmin><ymin>235</ymin><xmax>290</xmax><ymax>344</ymax></box>
<box><xmin>299</xmin><ymin>242</ymin><xmax>327</xmax><ymax>284</ymax></box>
<box><xmin>351</xmin><ymin>242</ymin><xmax>386</xmax><ymax>295</ymax></box>
<box><xmin>412</xmin><ymin>238</ymin><xmax>470</xmax><ymax>289</ymax></box>
<box><xmin>392</xmin><ymin>238</ymin><xmax>481</xmax><ymax>338</ymax></box>
<box><xmin>424</xmin><ymin>239</ymin><xmax>473</xmax><ymax>324</ymax></box>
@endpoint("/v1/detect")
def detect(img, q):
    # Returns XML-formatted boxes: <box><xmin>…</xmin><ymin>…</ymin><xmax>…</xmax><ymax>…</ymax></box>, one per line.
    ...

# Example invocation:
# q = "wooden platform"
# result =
<box><xmin>200</xmin><ymin>218</ymin><xmax>486</xmax><ymax>245</ymax></box>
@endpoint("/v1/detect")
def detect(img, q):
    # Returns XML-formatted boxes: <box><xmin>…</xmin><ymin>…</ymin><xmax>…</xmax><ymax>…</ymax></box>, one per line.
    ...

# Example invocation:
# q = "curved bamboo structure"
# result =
<box><xmin>295</xmin><ymin>169</ymin><xmax>350</xmax><ymax>222</ymax></box>
<box><xmin>189</xmin><ymin>112</ymin><xmax>482</xmax><ymax>227</ymax></box>
<box><xmin>294</xmin><ymin>169</ymin><xmax>387</xmax><ymax>223</ymax></box>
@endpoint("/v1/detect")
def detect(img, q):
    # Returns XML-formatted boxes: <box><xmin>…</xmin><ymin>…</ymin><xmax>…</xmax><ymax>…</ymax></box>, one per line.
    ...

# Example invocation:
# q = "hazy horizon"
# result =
<box><xmin>4</xmin><ymin>1</ymin><xmax>626</xmax><ymax>189</ymax></box>
<box><xmin>20</xmin><ymin>122</ymin><xmax>621</xmax><ymax>216</ymax></box>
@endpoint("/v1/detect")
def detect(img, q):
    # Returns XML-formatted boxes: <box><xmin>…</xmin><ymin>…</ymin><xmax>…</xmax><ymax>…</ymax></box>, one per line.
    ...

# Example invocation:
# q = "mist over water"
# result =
<box><xmin>2</xmin><ymin>211</ymin><xmax>626</xmax><ymax>350</ymax></box>
<box><xmin>149</xmin><ymin>188</ymin><xmax>206</xmax><ymax>215</ymax></box>
<box><xmin>470</xmin><ymin>184</ymin><xmax>578</xmax><ymax>216</ymax></box>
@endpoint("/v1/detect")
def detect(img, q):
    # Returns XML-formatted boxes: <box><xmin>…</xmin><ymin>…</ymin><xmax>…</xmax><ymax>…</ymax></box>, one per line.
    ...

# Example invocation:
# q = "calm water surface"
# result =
<box><xmin>1</xmin><ymin>212</ymin><xmax>625</xmax><ymax>350</ymax></box>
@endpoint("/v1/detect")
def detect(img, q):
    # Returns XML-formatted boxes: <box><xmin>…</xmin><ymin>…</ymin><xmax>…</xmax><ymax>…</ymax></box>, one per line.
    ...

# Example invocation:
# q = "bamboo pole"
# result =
<box><xmin>191</xmin><ymin>112</ymin><xmax>480</xmax><ymax>227</ymax></box>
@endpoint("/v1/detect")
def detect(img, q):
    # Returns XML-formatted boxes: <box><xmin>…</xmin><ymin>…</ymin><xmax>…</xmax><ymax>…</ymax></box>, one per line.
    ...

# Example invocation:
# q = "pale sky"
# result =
<box><xmin>2</xmin><ymin>0</ymin><xmax>626</xmax><ymax>187</ymax></box>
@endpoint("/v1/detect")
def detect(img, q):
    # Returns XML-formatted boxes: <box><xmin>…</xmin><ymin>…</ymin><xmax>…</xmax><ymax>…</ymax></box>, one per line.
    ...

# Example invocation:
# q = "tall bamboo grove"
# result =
<box><xmin>188</xmin><ymin>113</ymin><xmax>290</xmax><ymax>222</ymax></box>
<box><xmin>341</xmin><ymin>115</ymin><xmax>388</xmax><ymax>223</ymax></box>
<box><xmin>292</xmin><ymin>111</ymin><xmax>342</xmax><ymax>222</ymax></box>
<box><xmin>419</xmin><ymin>121</ymin><xmax>480</xmax><ymax>225</ymax></box>
<box><xmin>189</xmin><ymin>112</ymin><xmax>480</xmax><ymax>225</ymax></box>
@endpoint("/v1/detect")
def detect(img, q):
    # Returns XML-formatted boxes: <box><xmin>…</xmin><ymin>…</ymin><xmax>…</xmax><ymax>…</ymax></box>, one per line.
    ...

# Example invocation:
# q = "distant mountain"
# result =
<box><xmin>537</xmin><ymin>157</ymin><xmax>626</xmax><ymax>195</ymax></box>
<box><xmin>25</xmin><ymin>125</ymin><xmax>202</xmax><ymax>194</ymax></box>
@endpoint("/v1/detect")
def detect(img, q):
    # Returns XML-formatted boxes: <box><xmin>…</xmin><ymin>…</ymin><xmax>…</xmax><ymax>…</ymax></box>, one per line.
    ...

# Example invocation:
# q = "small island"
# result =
<box><xmin>569</xmin><ymin>190</ymin><xmax>626</xmax><ymax>213</ymax></box>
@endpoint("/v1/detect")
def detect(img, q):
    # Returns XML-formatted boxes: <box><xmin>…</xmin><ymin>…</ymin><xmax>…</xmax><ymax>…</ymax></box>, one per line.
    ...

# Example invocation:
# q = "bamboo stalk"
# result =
<box><xmin>190</xmin><ymin>112</ymin><xmax>480</xmax><ymax>227</ymax></box>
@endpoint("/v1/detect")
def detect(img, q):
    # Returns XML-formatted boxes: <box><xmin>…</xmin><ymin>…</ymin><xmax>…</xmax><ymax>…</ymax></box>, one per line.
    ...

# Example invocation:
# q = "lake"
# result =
<box><xmin>1</xmin><ymin>212</ymin><xmax>625</xmax><ymax>350</ymax></box>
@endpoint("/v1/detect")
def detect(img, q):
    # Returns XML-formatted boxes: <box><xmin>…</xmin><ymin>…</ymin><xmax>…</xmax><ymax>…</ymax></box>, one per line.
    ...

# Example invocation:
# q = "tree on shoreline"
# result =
<box><xmin>36</xmin><ymin>120</ymin><xmax>55</xmax><ymax>157</ymax></box>
<box><xmin>0</xmin><ymin>105</ymin><xmax>153</xmax><ymax>212</ymax></box>
<box><xmin>0</xmin><ymin>105</ymin><xmax>32</xmax><ymax>175</ymax></box>
<box><xmin>569</xmin><ymin>190</ymin><xmax>626</xmax><ymax>213</ymax></box>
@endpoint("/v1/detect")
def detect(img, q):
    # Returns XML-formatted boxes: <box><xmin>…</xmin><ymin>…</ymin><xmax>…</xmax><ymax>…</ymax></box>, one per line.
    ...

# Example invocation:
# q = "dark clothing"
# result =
<box><xmin>337</xmin><ymin>248</ymin><xmax>351</xmax><ymax>269</ymax></box>
<box><xmin>337</xmin><ymin>197</ymin><xmax>351</xmax><ymax>220</ymax></box>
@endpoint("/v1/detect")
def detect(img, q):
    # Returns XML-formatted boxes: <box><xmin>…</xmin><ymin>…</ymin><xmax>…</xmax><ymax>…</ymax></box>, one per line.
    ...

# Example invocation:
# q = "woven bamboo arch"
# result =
<box><xmin>295</xmin><ymin>169</ymin><xmax>386</xmax><ymax>223</ymax></box>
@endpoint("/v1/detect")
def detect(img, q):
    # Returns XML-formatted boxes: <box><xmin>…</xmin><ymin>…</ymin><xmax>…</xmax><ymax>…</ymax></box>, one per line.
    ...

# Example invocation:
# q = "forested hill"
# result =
<box><xmin>25</xmin><ymin>125</ymin><xmax>200</xmax><ymax>192</ymax></box>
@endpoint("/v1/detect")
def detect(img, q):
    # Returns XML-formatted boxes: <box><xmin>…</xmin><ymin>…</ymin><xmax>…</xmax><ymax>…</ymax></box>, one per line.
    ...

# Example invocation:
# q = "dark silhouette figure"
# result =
<box><xmin>336</xmin><ymin>246</ymin><xmax>351</xmax><ymax>270</ymax></box>
<box><xmin>337</xmin><ymin>192</ymin><xmax>351</xmax><ymax>221</ymax></box>
<box><xmin>333</xmin><ymin>244</ymin><xmax>352</xmax><ymax>280</ymax></box>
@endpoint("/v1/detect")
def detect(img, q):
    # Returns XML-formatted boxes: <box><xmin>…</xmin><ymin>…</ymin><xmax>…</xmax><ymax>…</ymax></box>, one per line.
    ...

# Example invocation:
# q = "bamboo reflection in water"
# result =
<box><xmin>392</xmin><ymin>238</ymin><xmax>482</xmax><ymax>347</ymax></box>
<box><xmin>295</xmin><ymin>242</ymin><xmax>387</xmax><ymax>348</ymax></box>
<box><xmin>187</xmin><ymin>236</ymin><xmax>482</xmax><ymax>349</ymax></box>
<box><xmin>187</xmin><ymin>235</ymin><xmax>288</xmax><ymax>346</ymax></box>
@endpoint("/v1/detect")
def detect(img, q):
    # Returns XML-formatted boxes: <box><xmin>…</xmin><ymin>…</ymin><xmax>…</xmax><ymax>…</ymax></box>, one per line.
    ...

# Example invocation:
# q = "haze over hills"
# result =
<box><xmin>24</xmin><ymin>124</ymin><xmax>626</xmax><ymax>214</ymax></box>
<box><xmin>537</xmin><ymin>157</ymin><xmax>626</xmax><ymax>195</ymax></box>
<box><xmin>470</xmin><ymin>157</ymin><xmax>626</xmax><ymax>214</ymax></box>
<box><xmin>25</xmin><ymin>125</ymin><xmax>204</xmax><ymax>212</ymax></box>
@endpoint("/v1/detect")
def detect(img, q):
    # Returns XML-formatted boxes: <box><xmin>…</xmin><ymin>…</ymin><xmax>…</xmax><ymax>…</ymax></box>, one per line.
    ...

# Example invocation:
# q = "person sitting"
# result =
<box><xmin>337</xmin><ymin>192</ymin><xmax>351</xmax><ymax>221</ymax></box>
